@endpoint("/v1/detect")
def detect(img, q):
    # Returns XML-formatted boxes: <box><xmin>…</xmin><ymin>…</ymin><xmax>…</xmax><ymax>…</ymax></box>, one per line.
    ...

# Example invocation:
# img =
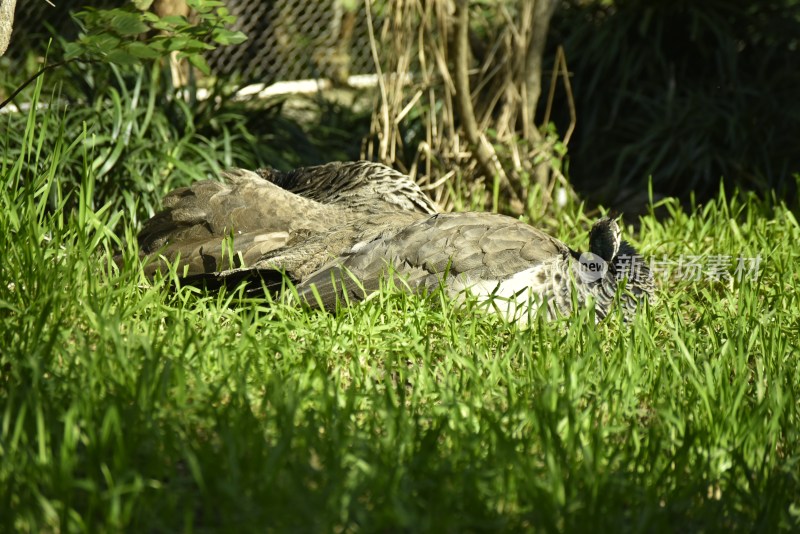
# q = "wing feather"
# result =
<box><xmin>296</xmin><ymin>212</ymin><xmax>572</xmax><ymax>308</ymax></box>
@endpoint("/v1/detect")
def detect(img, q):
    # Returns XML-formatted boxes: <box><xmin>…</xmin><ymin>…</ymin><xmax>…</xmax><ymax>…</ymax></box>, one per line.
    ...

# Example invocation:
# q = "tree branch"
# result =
<box><xmin>453</xmin><ymin>0</ymin><xmax>522</xmax><ymax>207</ymax></box>
<box><xmin>523</xmin><ymin>0</ymin><xmax>560</xmax><ymax>135</ymax></box>
<box><xmin>0</xmin><ymin>59</ymin><xmax>89</xmax><ymax>111</ymax></box>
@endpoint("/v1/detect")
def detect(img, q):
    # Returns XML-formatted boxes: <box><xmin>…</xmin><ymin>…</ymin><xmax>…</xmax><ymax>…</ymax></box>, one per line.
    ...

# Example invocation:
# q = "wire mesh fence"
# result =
<box><xmin>8</xmin><ymin>0</ymin><xmax>379</xmax><ymax>85</ymax></box>
<box><xmin>206</xmin><ymin>0</ymin><xmax>378</xmax><ymax>84</ymax></box>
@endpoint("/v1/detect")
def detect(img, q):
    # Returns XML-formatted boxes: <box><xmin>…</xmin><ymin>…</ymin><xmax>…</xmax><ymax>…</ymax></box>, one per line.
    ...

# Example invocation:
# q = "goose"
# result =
<box><xmin>137</xmin><ymin>162</ymin><xmax>653</xmax><ymax>322</ymax></box>
<box><xmin>238</xmin><ymin>213</ymin><xmax>653</xmax><ymax>322</ymax></box>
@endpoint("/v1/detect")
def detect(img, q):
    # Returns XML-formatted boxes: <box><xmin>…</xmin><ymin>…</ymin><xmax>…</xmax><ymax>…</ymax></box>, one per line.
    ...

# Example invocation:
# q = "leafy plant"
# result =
<box><xmin>1</xmin><ymin>1</ymin><xmax>372</xmax><ymax>228</ymax></box>
<box><xmin>62</xmin><ymin>0</ymin><xmax>246</xmax><ymax>75</ymax></box>
<box><xmin>1</xmin><ymin>0</ymin><xmax>245</xmax><ymax>112</ymax></box>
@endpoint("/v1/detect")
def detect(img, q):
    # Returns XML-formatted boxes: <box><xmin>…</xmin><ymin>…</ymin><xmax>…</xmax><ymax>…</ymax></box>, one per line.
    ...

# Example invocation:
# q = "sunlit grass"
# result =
<box><xmin>1</xmin><ymin>82</ymin><xmax>799</xmax><ymax>532</ymax></box>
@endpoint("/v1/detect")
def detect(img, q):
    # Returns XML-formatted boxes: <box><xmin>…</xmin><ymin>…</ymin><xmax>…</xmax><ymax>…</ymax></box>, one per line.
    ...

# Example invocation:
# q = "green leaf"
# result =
<box><xmin>186</xmin><ymin>54</ymin><xmax>211</xmax><ymax>75</ymax></box>
<box><xmin>125</xmin><ymin>42</ymin><xmax>162</xmax><ymax>59</ymax></box>
<box><xmin>147</xmin><ymin>39</ymin><xmax>168</xmax><ymax>53</ymax></box>
<box><xmin>162</xmin><ymin>36</ymin><xmax>213</xmax><ymax>53</ymax></box>
<box><xmin>164</xmin><ymin>36</ymin><xmax>190</xmax><ymax>51</ymax></box>
<box><xmin>160</xmin><ymin>15</ymin><xmax>189</xmax><ymax>26</ymax></box>
<box><xmin>109</xmin><ymin>10</ymin><xmax>149</xmax><ymax>36</ymax></box>
<box><xmin>213</xmin><ymin>30</ymin><xmax>247</xmax><ymax>46</ymax></box>
<box><xmin>105</xmin><ymin>49</ymin><xmax>139</xmax><ymax>66</ymax></box>
<box><xmin>150</xmin><ymin>20</ymin><xmax>173</xmax><ymax>32</ymax></box>
<box><xmin>184</xmin><ymin>38</ymin><xmax>214</xmax><ymax>52</ymax></box>
<box><xmin>63</xmin><ymin>42</ymin><xmax>85</xmax><ymax>60</ymax></box>
<box><xmin>140</xmin><ymin>11</ymin><xmax>159</xmax><ymax>22</ymax></box>
<box><xmin>82</xmin><ymin>34</ymin><xmax>122</xmax><ymax>53</ymax></box>
<box><xmin>188</xmin><ymin>0</ymin><xmax>226</xmax><ymax>14</ymax></box>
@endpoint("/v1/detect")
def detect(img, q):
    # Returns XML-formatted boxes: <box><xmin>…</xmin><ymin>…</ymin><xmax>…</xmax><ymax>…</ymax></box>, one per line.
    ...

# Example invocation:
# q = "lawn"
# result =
<box><xmin>2</xmin><ymin>81</ymin><xmax>799</xmax><ymax>532</ymax></box>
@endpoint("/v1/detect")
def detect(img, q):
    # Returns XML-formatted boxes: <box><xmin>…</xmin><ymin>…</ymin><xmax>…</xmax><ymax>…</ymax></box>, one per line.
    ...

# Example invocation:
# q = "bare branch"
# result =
<box><xmin>542</xmin><ymin>45</ymin><xmax>576</xmax><ymax>147</ymax></box>
<box><xmin>364</xmin><ymin>0</ymin><xmax>391</xmax><ymax>161</ymax></box>
<box><xmin>453</xmin><ymin>0</ymin><xmax>521</xmax><ymax>207</ymax></box>
<box><xmin>523</xmin><ymin>0</ymin><xmax>560</xmax><ymax>139</ymax></box>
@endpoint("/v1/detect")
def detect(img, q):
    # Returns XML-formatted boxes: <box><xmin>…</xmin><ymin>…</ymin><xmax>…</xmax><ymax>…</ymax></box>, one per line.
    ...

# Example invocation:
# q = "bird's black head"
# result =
<box><xmin>588</xmin><ymin>217</ymin><xmax>622</xmax><ymax>262</ymax></box>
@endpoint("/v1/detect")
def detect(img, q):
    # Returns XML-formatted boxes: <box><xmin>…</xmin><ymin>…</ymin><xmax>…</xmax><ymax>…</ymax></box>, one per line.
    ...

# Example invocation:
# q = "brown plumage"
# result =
<box><xmin>291</xmin><ymin>214</ymin><xmax>655</xmax><ymax>321</ymax></box>
<box><xmin>293</xmin><ymin>212</ymin><xmax>575</xmax><ymax>316</ymax></box>
<box><xmin>208</xmin><ymin>214</ymin><xmax>652</xmax><ymax>322</ymax></box>
<box><xmin>137</xmin><ymin>161</ymin><xmax>437</xmax><ymax>277</ymax></box>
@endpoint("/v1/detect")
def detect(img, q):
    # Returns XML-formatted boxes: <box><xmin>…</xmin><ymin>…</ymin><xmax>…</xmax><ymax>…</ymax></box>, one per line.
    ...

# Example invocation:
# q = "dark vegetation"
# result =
<box><xmin>549</xmin><ymin>0</ymin><xmax>800</xmax><ymax>208</ymax></box>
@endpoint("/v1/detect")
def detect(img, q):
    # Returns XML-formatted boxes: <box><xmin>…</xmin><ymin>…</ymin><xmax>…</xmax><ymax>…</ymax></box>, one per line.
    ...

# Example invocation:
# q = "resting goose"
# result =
<box><xmin>285</xmin><ymin>214</ymin><xmax>653</xmax><ymax>322</ymax></box>
<box><xmin>137</xmin><ymin>161</ymin><xmax>653</xmax><ymax>321</ymax></box>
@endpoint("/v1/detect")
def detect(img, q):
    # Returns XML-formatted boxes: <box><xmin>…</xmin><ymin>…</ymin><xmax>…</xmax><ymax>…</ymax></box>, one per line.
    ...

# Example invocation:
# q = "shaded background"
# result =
<box><xmin>3</xmin><ymin>0</ymin><xmax>799</xmax><ymax>211</ymax></box>
<box><xmin>549</xmin><ymin>0</ymin><xmax>800</xmax><ymax>210</ymax></box>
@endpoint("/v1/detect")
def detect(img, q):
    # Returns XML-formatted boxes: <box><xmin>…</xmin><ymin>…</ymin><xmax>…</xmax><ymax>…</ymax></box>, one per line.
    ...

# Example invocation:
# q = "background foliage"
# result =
<box><xmin>3</xmin><ymin>0</ymin><xmax>799</xmax><ymax>213</ymax></box>
<box><xmin>1</xmin><ymin>1</ymin><xmax>372</xmax><ymax>224</ymax></box>
<box><xmin>549</xmin><ymin>0</ymin><xmax>800</xmax><ymax>209</ymax></box>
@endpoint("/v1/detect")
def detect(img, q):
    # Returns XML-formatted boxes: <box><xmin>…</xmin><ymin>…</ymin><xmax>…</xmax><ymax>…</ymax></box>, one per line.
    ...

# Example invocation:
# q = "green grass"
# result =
<box><xmin>1</xmin><ymin>59</ymin><xmax>373</xmax><ymax>228</ymax></box>
<box><xmin>2</xmin><ymin>81</ymin><xmax>800</xmax><ymax>532</ymax></box>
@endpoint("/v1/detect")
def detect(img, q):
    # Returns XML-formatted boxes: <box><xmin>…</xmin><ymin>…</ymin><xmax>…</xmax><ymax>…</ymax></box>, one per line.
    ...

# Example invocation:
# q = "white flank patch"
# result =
<box><xmin>349</xmin><ymin>239</ymin><xmax>374</xmax><ymax>253</ymax></box>
<box><xmin>253</xmin><ymin>231</ymin><xmax>289</xmax><ymax>243</ymax></box>
<box><xmin>449</xmin><ymin>265</ymin><xmax>555</xmax><ymax>324</ymax></box>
